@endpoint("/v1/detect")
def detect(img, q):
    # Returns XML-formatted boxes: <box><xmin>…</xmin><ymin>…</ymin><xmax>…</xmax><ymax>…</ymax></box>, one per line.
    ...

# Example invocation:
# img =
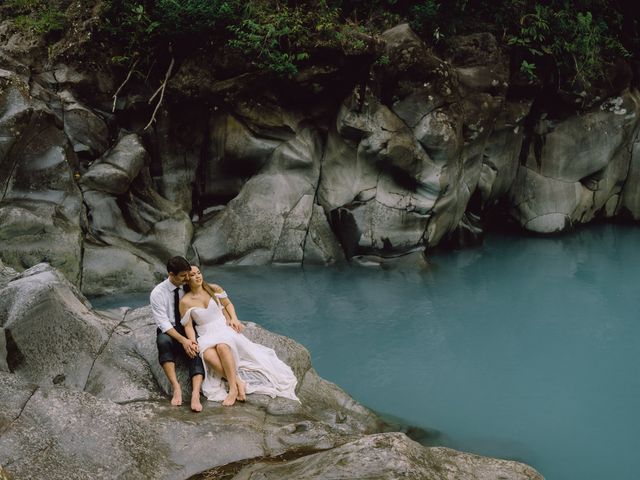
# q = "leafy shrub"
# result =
<box><xmin>507</xmin><ymin>3</ymin><xmax>629</xmax><ymax>88</ymax></box>
<box><xmin>9</xmin><ymin>0</ymin><xmax>628</xmax><ymax>87</ymax></box>
<box><xmin>5</xmin><ymin>0</ymin><xmax>66</xmax><ymax>36</ymax></box>
<box><xmin>102</xmin><ymin>0</ymin><xmax>372</xmax><ymax>76</ymax></box>
<box><xmin>153</xmin><ymin>0</ymin><xmax>239</xmax><ymax>38</ymax></box>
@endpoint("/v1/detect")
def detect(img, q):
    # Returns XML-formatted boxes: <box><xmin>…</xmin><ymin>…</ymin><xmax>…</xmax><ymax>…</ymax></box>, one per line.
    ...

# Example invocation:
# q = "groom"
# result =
<box><xmin>150</xmin><ymin>256</ymin><xmax>205</xmax><ymax>411</ymax></box>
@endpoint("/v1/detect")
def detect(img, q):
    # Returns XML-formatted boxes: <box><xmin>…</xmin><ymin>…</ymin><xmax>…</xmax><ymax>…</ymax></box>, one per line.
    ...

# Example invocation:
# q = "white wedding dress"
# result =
<box><xmin>181</xmin><ymin>297</ymin><xmax>299</xmax><ymax>402</ymax></box>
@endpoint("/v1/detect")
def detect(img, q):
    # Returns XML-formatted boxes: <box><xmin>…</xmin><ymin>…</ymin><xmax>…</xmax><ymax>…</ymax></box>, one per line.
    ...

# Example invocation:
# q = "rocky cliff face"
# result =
<box><xmin>1</xmin><ymin>23</ymin><xmax>638</xmax><ymax>295</ymax></box>
<box><xmin>0</xmin><ymin>261</ymin><xmax>544</xmax><ymax>479</ymax></box>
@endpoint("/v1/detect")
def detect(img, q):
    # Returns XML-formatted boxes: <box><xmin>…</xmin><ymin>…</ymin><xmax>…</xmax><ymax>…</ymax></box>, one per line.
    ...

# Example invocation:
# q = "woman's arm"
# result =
<box><xmin>211</xmin><ymin>284</ymin><xmax>244</xmax><ymax>333</ymax></box>
<box><xmin>178</xmin><ymin>300</ymin><xmax>199</xmax><ymax>358</ymax></box>
<box><xmin>184</xmin><ymin>319</ymin><xmax>197</xmax><ymax>344</ymax></box>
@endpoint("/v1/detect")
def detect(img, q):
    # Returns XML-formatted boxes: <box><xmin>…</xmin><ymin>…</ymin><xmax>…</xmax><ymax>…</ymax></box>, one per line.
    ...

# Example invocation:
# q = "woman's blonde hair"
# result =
<box><xmin>186</xmin><ymin>266</ymin><xmax>221</xmax><ymax>306</ymax></box>
<box><xmin>202</xmin><ymin>281</ymin><xmax>221</xmax><ymax>307</ymax></box>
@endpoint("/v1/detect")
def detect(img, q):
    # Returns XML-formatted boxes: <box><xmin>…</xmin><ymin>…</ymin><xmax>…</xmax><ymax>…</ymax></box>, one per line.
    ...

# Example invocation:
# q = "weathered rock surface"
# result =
<box><xmin>0</xmin><ymin>56</ymin><xmax>195</xmax><ymax>296</ymax></box>
<box><xmin>81</xmin><ymin>133</ymin><xmax>147</xmax><ymax>195</ymax></box>
<box><xmin>1</xmin><ymin>21</ymin><xmax>639</xmax><ymax>282</ymax></box>
<box><xmin>81</xmin><ymin>166</ymin><xmax>193</xmax><ymax>295</ymax></box>
<box><xmin>231</xmin><ymin>432</ymin><xmax>543</xmax><ymax>480</ymax></box>
<box><xmin>59</xmin><ymin>90</ymin><xmax>110</xmax><ymax>157</ymax></box>
<box><xmin>81</xmin><ymin>244</ymin><xmax>163</xmax><ymax>297</ymax></box>
<box><xmin>0</xmin><ymin>68</ymin><xmax>84</xmax><ymax>284</ymax></box>
<box><xmin>619</xmin><ymin>133</ymin><xmax>640</xmax><ymax>219</ymax></box>
<box><xmin>0</xmin><ymin>264</ymin><xmax>114</xmax><ymax>389</ymax></box>
<box><xmin>0</xmin><ymin>263</ymin><xmax>369</xmax><ymax>478</ymax></box>
<box><xmin>322</xmin><ymin>25</ymin><xmax>510</xmax><ymax>257</ymax></box>
<box><xmin>194</xmin><ymin>125</ymin><xmax>342</xmax><ymax>265</ymax></box>
<box><xmin>510</xmin><ymin>90</ymin><xmax>640</xmax><ymax>233</ymax></box>
<box><xmin>0</xmin><ymin>264</ymin><xmax>543</xmax><ymax>479</ymax></box>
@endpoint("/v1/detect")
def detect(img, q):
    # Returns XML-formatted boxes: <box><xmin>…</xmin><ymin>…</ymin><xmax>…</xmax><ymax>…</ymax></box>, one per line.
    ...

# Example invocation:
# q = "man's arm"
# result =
<box><xmin>150</xmin><ymin>290</ymin><xmax>175</xmax><ymax>334</ymax></box>
<box><xmin>151</xmin><ymin>290</ymin><xmax>197</xmax><ymax>357</ymax></box>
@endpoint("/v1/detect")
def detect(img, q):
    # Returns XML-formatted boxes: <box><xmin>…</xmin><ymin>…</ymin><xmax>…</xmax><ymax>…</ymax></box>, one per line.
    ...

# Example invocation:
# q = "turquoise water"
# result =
<box><xmin>91</xmin><ymin>223</ymin><xmax>640</xmax><ymax>480</ymax></box>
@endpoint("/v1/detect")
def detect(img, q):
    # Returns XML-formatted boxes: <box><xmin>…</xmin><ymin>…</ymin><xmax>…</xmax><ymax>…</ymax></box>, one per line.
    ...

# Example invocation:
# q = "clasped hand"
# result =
<box><xmin>182</xmin><ymin>339</ymin><xmax>199</xmax><ymax>358</ymax></box>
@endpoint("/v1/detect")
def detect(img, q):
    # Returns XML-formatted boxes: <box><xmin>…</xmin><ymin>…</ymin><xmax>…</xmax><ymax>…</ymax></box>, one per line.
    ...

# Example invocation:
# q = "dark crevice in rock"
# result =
<box><xmin>517</xmin><ymin>95</ymin><xmax>547</xmax><ymax>170</ymax></box>
<box><xmin>191</xmin><ymin>242</ymin><xmax>202</xmax><ymax>268</ymax></box>
<box><xmin>115</xmin><ymin>397</ymin><xmax>157</xmax><ymax>406</ymax></box>
<box><xmin>258</xmin><ymin>403</ymin><xmax>270</xmax><ymax>456</ymax></box>
<box><xmin>614</xmin><ymin>123</ymin><xmax>640</xmax><ymax>212</ymax></box>
<box><xmin>192</xmin><ymin>110</ymin><xmax>212</xmax><ymax>224</ymax></box>
<box><xmin>78</xmin><ymin>205</ymin><xmax>89</xmax><ymax>291</ymax></box>
<box><xmin>1</xmin><ymin>384</ymin><xmax>38</xmax><ymax>436</ymax></box>
<box><xmin>579</xmin><ymin>167</ymin><xmax>606</xmax><ymax>192</ymax></box>
<box><xmin>83</xmin><ymin>309</ymin><xmax>130</xmax><ymax>392</ymax></box>
<box><xmin>329</xmin><ymin>207</ymin><xmax>361</xmax><ymax>260</ymax></box>
<box><xmin>187</xmin><ymin>447</ymin><xmax>330</xmax><ymax>480</ymax></box>
<box><xmin>301</xmin><ymin>132</ymin><xmax>329</xmax><ymax>263</ymax></box>
<box><xmin>378</xmin><ymin>162</ymin><xmax>421</xmax><ymax>192</ymax></box>
<box><xmin>5</xmin><ymin>329</ymin><xmax>25</xmax><ymax>373</ymax></box>
<box><xmin>1</xmin><ymin>109</ymin><xmax>34</xmax><ymax>202</ymax></box>
<box><xmin>121</xmin><ymin>319</ymin><xmax>152</xmax><ymax>334</ymax></box>
<box><xmin>482</xmin><ymin>154</ymin><xmax>498</xmax><ymax>173</ymax></box>
<box><xmin>271</xmin><ymin>211</ymin><xmax>292</xmax><ymax>264</ymax></box>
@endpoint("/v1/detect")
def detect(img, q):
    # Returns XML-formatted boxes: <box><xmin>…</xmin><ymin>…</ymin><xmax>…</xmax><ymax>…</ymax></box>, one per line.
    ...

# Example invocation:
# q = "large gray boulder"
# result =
<box><xmin>81</xmin><ymin>133</ymin><xmax>148</xmax><ymax>195</ymax></box>
<box><xmin>0</xmin><ymin>69</ymin><xmax>84</xmax><ymax>284</ymax></box>
<box><xmin>194</xmin><ymin>125</ymin><xmax>343</xmax><ymax>265</ymax></box>
<box><xmin>59</xmin><ymin>90</ymin><xmax>109</xmax><ymax>157</ymax></box>
<box><xmin>230</xmin><ymin>432</ymin><xmax>543</xmax><ymax>480</ymax></box>
<box><xmin>196</xmin><ymin>112</ymin><xmax>281</xmax><ymax>216</ymax></box>
<box><xmin>510</xmin><ymin>89</ymin><xmax>640</xmax><ymax>232</ymax></box>
<box><xmin>149</xmin><ymin>107</ymin><xmax>207</xmax><ymax>213</ymax></box>
<box><xmin>78</xmin><ymin>132</ymin><xmax>188</xmax><ymax>296</ymax></box>
<box><xmin>0</xmin><ymin>262</ymin><xmax>543</xmax><ymax>480</ymax></box>
<box><xmin>81</xmin><ymin>243</ymin><xmax>163</xmax><ymax>297</ymax></box>
<box><xmin>324</xmin><ymin>26</ymin><xmax>509</xmax><ymax>258</ymax></box>
<box><xmin>0</xmin><ymin>263</ymin><xmax>400</xmax><ymax>480</ymax></box>
<box><xmin>619</xmin><ymin>131</ymin><xmax>640</xmax><ymax>219</ymax></box>
<box><xmin>0</xmin><ymin>374</ymin><xmax>176</xmax><ymax>479</ymax></box>
<box><xmin>0</xmin><ymin>264</ymin><xmax>115</xmax><ymax>389</ymax></box>
<box><xmin>478</xmin><ymin>100</ymin><xmax>532</xmax><ymax>206</ymax></box>
<box><xmin>80</xmin><ymin>166</ymin><xmax>192</xmax><ymax>296</ymax></box>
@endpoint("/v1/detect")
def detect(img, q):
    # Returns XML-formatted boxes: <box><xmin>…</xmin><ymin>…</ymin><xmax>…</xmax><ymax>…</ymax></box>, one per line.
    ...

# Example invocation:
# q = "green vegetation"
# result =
<box><xmin>1</xmin><ymin>0</ymin><xmax>636</xmax><ymax>91</ymax></box>
<box><xmin>101</xmin><ymin>0</ymin><xmax>372</xmax><ymax>77</ymax></box>
<box><xmin>505</xmin><ymin>4</ymin><xmax>629</xmax><ymax>87</ymax></box>
<box><xmin>4</xmin><ymin>0</ymin><xmax>66</xmax><ymax>36</ymax></box>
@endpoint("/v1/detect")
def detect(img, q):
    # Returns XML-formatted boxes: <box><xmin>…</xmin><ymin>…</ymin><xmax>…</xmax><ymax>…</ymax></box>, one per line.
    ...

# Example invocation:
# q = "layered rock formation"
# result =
<box><xmin>0</xmin><ymin>262</ymin><xmax>543</xmax><ymax>479</ymax></box>
<box><xmin>1</xmin><ymin>23</ymin><xmax>639</xmax><ymax>296</ymax></box>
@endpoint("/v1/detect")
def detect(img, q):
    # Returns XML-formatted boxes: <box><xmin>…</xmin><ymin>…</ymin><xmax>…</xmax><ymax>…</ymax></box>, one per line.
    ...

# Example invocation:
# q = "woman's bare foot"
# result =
<box><xmin>170</xmin><ymin>383</ymin><xmax>182</xmax><ymax>406</ymax></box>
<box><xmin>222</xmin><ymin>387</ymin><xmax>238</xmax><ymax>406</ymax></box>
<box><xmin>237</xmin><ymin>379</ymin><xmax>246</xmax><ymax>402</ymax></box>
<box><xmin>191</xmin><ymin>391</ymin><xmax>203</xmax><ymax>412</ymax></box>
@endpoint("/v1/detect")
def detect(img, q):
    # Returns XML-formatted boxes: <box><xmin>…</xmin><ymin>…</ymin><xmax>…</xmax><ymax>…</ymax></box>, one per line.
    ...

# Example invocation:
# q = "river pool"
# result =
<box><xmin>91</xmin><ymin>223</ymin><xmax>640</xmax><ymax>480</ymax></box>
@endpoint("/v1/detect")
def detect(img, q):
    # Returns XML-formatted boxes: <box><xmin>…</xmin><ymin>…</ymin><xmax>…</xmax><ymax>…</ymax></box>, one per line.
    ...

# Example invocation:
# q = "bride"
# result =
<box><xmin>179</xmin><ymin>266</ymin><xmax>299</xmax><ymax>406</ymax></box>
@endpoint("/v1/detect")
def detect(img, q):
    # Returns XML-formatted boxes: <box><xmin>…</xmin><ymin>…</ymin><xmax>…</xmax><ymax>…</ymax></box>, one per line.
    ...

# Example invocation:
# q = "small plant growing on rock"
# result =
<box><xmin>5</xmin><ymin>0</ymin><xmax>66</xmax><ymax>36</ymax></box>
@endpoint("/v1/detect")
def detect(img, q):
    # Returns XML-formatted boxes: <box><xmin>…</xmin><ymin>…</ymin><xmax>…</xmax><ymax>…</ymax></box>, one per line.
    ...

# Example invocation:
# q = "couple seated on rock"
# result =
<box><xmin>150</xmin><ymin>256</ymin><xmax>299</xmax><ymax>411</ymax></box>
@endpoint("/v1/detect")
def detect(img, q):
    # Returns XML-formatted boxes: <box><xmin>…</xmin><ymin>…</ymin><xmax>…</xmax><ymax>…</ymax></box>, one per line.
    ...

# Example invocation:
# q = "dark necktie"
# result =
<box><xmin>173</xmin><ymin>287</ymin><xmax>181</xmax><ymax>327</ymax></box>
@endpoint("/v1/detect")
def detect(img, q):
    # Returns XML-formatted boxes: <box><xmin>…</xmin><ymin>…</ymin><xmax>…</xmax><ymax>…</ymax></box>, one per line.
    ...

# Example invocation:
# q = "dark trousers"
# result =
<box><xmin>156</xmin><ymin>327</ymin><xmax>205</xmax><ymax>378</ymax></box>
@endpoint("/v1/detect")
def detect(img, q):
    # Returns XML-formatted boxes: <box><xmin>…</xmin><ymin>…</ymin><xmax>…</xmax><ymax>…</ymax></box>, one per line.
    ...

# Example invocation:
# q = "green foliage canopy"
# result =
<box><xmin>2</xmin><ymin>0</ymin><xmax>635</xmax><ymax>89</ymax></box>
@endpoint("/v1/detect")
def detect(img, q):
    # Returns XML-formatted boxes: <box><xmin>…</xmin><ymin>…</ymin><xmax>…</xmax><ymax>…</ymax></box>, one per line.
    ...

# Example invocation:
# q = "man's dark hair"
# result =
<box><xmin>167</xmin><ymin>256</ymin><xmax>191</xmax><ymax>275</ymax></box>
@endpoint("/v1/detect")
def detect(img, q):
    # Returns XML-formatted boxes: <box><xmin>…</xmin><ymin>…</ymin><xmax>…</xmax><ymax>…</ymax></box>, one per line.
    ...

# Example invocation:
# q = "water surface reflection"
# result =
<box><xmin>91</xmin><ymin>224</ymin><xmax>640</xmax><ymax>480</ymax></box>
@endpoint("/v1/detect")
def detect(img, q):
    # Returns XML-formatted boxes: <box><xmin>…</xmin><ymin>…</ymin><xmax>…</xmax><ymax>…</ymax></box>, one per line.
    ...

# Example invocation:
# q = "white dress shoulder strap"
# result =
<box><xmin>180</xmin><ymin>307</ymin><xmax>196</xmax><ymax>326</ymax></box>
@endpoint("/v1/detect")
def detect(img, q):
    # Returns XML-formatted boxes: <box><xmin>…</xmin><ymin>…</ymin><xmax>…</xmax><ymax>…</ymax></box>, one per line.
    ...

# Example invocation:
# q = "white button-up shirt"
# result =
<box><xmin>150</xmin><ymin>278</ymin><xmax>184</xmax><ymax>333</ymax></box>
